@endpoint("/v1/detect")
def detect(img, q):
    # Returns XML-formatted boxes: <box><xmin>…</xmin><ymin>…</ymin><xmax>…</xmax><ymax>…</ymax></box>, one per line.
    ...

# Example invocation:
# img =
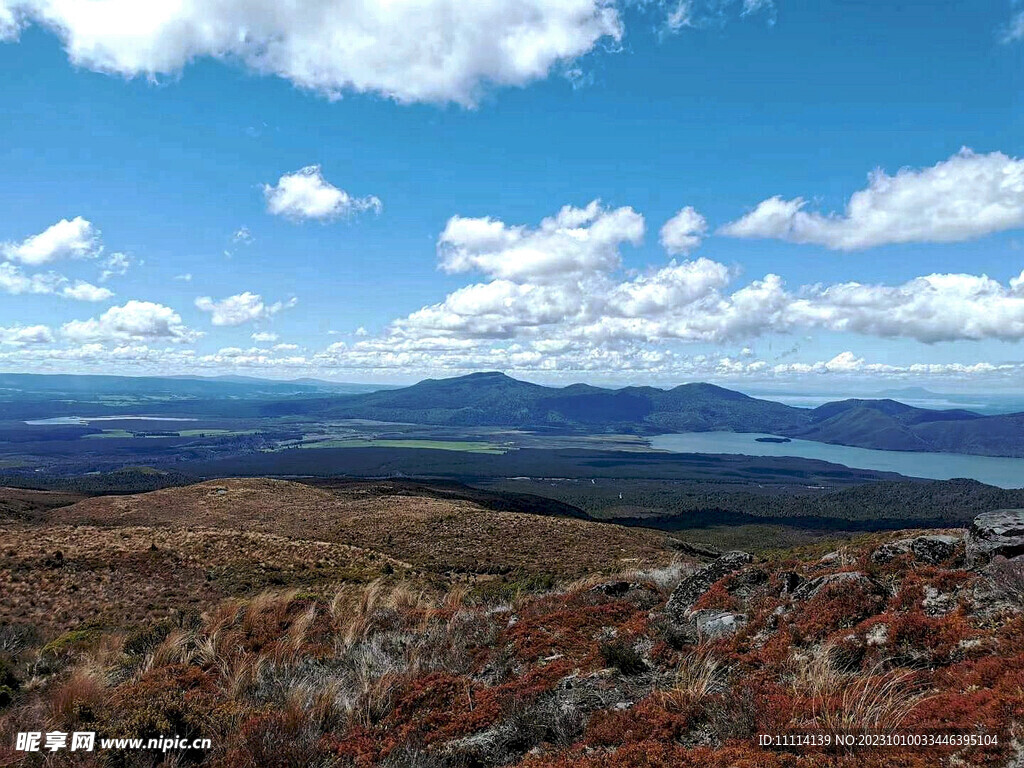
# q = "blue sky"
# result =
<box><xmin>0</xmin><ymin>0</ymin><xmax>1023</xmax><ymax>390</ymax></box>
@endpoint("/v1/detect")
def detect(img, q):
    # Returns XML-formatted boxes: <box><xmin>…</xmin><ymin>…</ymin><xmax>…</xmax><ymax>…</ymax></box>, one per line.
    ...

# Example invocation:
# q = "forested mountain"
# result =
<box><xmin>262</xmin><ymin>372</ymin><xmax>1024</xmax><ymax>456</ymax></box>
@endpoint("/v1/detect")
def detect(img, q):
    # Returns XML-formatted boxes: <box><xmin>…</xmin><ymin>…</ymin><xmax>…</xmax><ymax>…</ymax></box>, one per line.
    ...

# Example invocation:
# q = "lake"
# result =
<box><xmin>25</xmin><ymin>416</ymin><xmax>198</xmax><ymax>425</ymax></box>
<box><xmin>650</xmin><ymin>432</ymin><xmax>1024</xmax><ymax>489</ymax></box>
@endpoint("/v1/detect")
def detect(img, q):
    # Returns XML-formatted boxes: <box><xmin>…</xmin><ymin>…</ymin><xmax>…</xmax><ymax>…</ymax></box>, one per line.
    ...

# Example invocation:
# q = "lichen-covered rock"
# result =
<box><xmin>967</xmin><ymin>509</ymin><xmax>1024</xmax><ymax>566</ymax></box>
<box><xmin>922</xmin><ymin>585</ymin><xmax>957</xmax><ymax>616</ymax></box>
<box><xmin>691</xmin><ymin>609</ymin><xmax>746</xmax><ymax>638</ymax></box>
<box><xmin>791</xmin><ymin>571</ymin><xmax>880</xmax><ymax>602</ymax></box>
<box><xmin>871</xmin><ymin>534</ymin><xmax>961</xmax><ymax>565</ymax></box>
<box><xmin>590</xmin><ymin>580</ymin><xmax>661</xmax><ymax>608</ymax></box>
<box><xmin>779</xmin><ymin>571</ymin><xmax>802</xmax><ymax>595</ymax></box>
<box><xmin>664</xmin><ymin>551</ymin><xmax>753</xmax><ymax>622</ymax></box>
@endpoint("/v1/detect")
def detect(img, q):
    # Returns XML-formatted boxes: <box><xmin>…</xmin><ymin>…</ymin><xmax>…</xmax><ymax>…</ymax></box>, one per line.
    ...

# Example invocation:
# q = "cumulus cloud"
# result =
<box><xmin>2</xmin><ymin>216</ymin><xmax>100</xmax><ymax>265</ymax></box>
<box><xmin>0</xmin><ymin>324</ymin><xmax>53</xmax><ymax>346</ymax></box>
<box><xmin>392</xmin><ymin>202</ymin><xmax>774</xmax><ymax>345</ymax></box>
<box><xmin>770</xmin><ymin>351</ymin><xmax>1015</xmax><ymax>379</ymax></box>
<box><xmin>0</xmin><ymin>262</ymin><xmax>111</xmax><ymax>301</ymax></box>
<box><xmin>195</xmin><ymin>292</ymin><xmax>297</xmax><ymax>326</ymax></box>
<box><xmin>0</xmin><ymin>262</ymin><xmax>63</xmax><ymax>296</ymax></box>
<box><xmin>791</xmin><ymin>271</ymin><xmax>1024</xmax><ymax>343</ymax></box>
<box><xmin>383</xmin><ymin>201</ymin><xmax>1024</xmax><ymax>351</ymax></box>
<box><xmin>438</xmin><ymin>200</ymin><xmax>644</xmax><ymax>282</ymax></box>
<box><xmin>721</xmin><ymin>149</ymin><xmax>1024</xmax><ymax>250</ymax></box>
<box><xmin>61</xmin><ymin>281</ymin><xmax>115</xmax><ymax>302</ymax></box>
<box><xmin>62</xmin><ymin>300</ymin><xmax>200</xmax><ymax>344</ymax></box>
<box><xmin>0</xmin><ymin>0</ymin><xmax>625</xmax><ymax>105</ymax></box>
<box><xmin>0</xmin><ymin>217</ymin><xmax>118</xmax><ymax>301</ymax></box>
<box><xmin>659</xmin><ymin>206</ymin><xmax>707</xmax><ymax>255</ymax></box>
<box><xmin>263</xmin><ymin>166</ymin><xmax>381</xmax><ymax>221</ymax></box>
<box><xmin>251</xmin><ymin>331</ymin><xmax>278</xmax><ymax>343</ymax></box>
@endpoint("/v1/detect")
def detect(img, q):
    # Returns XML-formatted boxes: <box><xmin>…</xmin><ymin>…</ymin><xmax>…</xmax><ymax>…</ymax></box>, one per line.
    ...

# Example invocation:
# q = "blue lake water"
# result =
<box><xmin>650</xmin><ymin>432</ymin><xmax>1024</xmax><ymax>489</ymax></box>
<box><xmin>25</xmin><ymin>416</ymin><xmax>198</xmax><ymax>425</ymax></box>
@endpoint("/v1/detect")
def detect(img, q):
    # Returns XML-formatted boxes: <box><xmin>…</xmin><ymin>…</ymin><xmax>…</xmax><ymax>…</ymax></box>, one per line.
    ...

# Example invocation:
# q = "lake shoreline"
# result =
<box><xmin>651</xmin><ymin>432</ymin><xmax>1024</xmax><ymax>489</ymax></box>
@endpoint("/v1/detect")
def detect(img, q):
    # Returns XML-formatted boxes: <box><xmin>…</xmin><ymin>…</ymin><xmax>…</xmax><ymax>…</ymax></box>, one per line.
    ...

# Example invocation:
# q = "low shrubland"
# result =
<box><xmin>1</xmin><ymin>529</ymin><xmax>1022</xmax><ymax>768</ymax></box>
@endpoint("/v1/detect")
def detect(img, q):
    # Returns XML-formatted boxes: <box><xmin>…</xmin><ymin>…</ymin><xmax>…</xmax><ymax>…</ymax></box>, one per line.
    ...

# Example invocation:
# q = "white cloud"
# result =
<box><xmin>384</xmin><ymin>201</ymin><xmax>1024</xmax><ymax>351</ymax></box>
<box><xmin>1002</xmin><ymin>10</ymin><xmax>1024</xmax><ymax>42</ymax></box>
<box><xmin>0</xmin><ymin>324</ymin><xmax>53</xmax><ymax>346</ymax></box>
<box><xmin>770</xmin><ymin>352</ymin><xmax>1015</xmax><ymax>379</ymax></box>
<box><xmin>61</xmin><ymin>281</ymin><xmax>114</xmax><ymax>302</ymax></box>
<box><xmin>721</xmin><ymin>149</ymin><xmax>1024</xmax><ymax>250</ymax></box>
<box><xmin>233</xmin><ymin>226</ymin><xmax>253</xmax><ymax>244</ymax></box>
<box><xmin>0</xmin><ymin>262</ymin><xmax>111</xmax><ymax>301</ymax></box>
<box><xmin>99</xmin><ymin>252</ymin><xmax>133</xmax><ymax>281</ymax></box>
<box><xmin>664</xmin><ymin>0</ymin><xmax>774</xmax><ymax>32</ymax></box>
<box><xmin>664</xmin><ymin>2</ymin><xmax>694</xmax><ymax>31</ymax></box>
<box><xmin>174</xmin><ymin>273</ymin><xmax>193</xmax><ymax>282</ymax></box>
<box><xmin>0</xmin><ymin>0</ymin><xmax>623</xmax><ymax>106</ymax></box>
<box><xmin>2</xmin><ymin>216</ymin><xmax>100</xmax><ymax>265</ymax></box>
<box><xmin>195</xmin><ymin>292</ymin><xmax>297</xmax><ymax>326</ymax></box>
<box><xmin>741</xmin><ymin>0</ymin><xmax>770</xmax><ymax>15</ymax></box>
<box><xmin>62</xmin><ymin>300</ymin><xmax>200</xmax><ymax>344</ymax></box>
<box><xmin>251</xmin><ymin>331</ymin><xmax>278</xmax><ymax>343</ymax></box>
<box><xmin>263</xmin><ymin>166</ymin><xmax>381</xmax><ymax>221</ymax></box>
<box><xmin>438</xmin><ymin>200</ymin><xmax>644</xmax><ymax>282</ymax></box>
<box><xmin>0</xmin><ymin>262</ymin><xmax>63</xmax><ymax>296</ymax></box>
<box><xmin>659</xmin><ymin>206</ymin><xmax>707</xmax><ymax>255</ymax></box>
<box><xmin>790</xmin><ymin>271</ymin><xmax>1024</xmax><ymax>343</ymax></box>
<box><xmin>0</xmin><ymin>3</ymin><xmax>18</xmax><ymax>39</ymax></box>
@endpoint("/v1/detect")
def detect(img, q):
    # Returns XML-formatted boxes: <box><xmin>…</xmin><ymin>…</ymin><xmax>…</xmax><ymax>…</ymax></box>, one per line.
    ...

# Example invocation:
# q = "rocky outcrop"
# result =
<box><xmin>967</xmin><ymin>509</ymin><xmax>1024</xmax><ymax>566</ymax></box>
<box><xmin>691</xmin><ymin>609</ymin><xmax>746</xmax><ymax>638</ymax></box>
<box><xmin>871</xmin><ymin>534</ymin><xmax>962</xmax><ymax>566</ymax></box>
<box><xmin>792</xmin><ymin>571</ymin><xmax>880</xmax><ymax>602</ymax></box>
<box><xmin>590</xmin><ymin>580</ymin><xmax>661</xmax><ymax>608</ymax></box>
<box><xmin>665</xmin><ymin>551</ymin><xmax>753</xmax><ymax>622</ymax></box>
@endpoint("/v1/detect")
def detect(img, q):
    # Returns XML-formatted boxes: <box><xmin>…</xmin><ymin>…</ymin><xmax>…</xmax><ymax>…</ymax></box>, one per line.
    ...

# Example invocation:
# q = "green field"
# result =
<box><xmin>298</xmin><ymin>438</ymin><xmax>508</xmax><ymax>454</ymax></box>
<box><xmin>83</xmin><ymin>428</ymin><xmax>258</xmax><ymax>439</ymax></box>
<box><xmin>176</xmin><ymin>429</ymin><xmax>258</xmax><ymax>437</ymax></box>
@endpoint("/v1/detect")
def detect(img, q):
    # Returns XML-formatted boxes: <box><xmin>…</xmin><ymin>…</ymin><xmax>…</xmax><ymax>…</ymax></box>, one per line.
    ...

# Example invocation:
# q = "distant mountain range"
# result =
<box><xmin>0</xmin><ymin>373</ymin><xmax>391</xmax><ymax>399</ymax></box>
<box><xmin>264</xmin><ymin>371</ymin><xmax>1024</xmax><ymax>458</ymax></box>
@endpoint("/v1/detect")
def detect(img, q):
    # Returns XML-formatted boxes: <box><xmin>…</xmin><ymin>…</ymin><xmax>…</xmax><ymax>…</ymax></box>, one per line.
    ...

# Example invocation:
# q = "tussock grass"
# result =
<box><xmin>661</xmin><ymin>645</ymin><xmax>725</xmax><ymax>709</ymax></box>
<box><xmin>790</xmin><ymin>648</ymin><xmax>932</xmax><ymax>734</ymax></box>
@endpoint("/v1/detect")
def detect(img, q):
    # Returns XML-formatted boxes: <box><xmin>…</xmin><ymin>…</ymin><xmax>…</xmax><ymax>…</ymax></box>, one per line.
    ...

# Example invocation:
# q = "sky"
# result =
<box><xmin>0</xmin><ymin>0</ymin><xmax>1023</xmax><ymax>390</ymax></box>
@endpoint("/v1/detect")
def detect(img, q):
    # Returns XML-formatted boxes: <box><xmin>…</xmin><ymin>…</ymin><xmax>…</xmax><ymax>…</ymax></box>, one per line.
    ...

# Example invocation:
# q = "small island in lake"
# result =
<box><xmin>755</xmin><ymin>436</ymin><xmax>792</xmax><ymax>443</ymax></box>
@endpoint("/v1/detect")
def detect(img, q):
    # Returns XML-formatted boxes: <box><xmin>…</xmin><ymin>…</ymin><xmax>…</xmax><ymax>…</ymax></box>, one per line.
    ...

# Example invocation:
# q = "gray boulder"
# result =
<box><xmin>665</xmin><ymin>550</ymin><xmax>753</xmax><ymax>622</ymax></box>
<box><xmin>871</xmin><ymin>534</ymin><xmax>961</xmax><ymax>565</ymax></box>
<box><xmin>792</xmin><ymin>571</ymin><xmax>879</xmax><ymax>602</ymax></box>
<box><xmin>967</xmin><ymin>510</ymin><xmax>1024</xmax><ymax>566</ymax></box>
<box><xmin>692</xmin><ymin>609</ymin><xmax>746</xmax><ymax>638</ymax></box>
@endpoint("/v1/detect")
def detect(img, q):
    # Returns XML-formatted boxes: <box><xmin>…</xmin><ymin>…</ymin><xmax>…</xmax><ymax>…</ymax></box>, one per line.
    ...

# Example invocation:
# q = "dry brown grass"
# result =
<box><xmin>789</xmin><ymin>649</ymin><xmax>932</xmax><ymax>734</ymax></box>
<box><xmin>0</xmin><ymin>522</ymin><xmax>400</xmax><ymax>636</ymax></box>
<box><xmin>661</xmin><ymin>645</ymin><xmax>725</xmax><ymax>709</ymax></box>
<box><xmin>51</xmin><ymin>478</ymin><xmax>678</xmax><ymax>578</ymax></box>
<box><xmin>0</xmin><ymin>486</ymin><xmax>84</xmax><ymax>523</ymax></box>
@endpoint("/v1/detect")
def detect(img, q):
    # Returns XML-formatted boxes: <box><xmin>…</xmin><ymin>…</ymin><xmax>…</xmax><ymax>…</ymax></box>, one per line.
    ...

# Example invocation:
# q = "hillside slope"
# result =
<box><xmin>50</xmin><ymin>478</ymin><xmax>678</xmax><ymax>579</ymax></box>
<box><xmin>260</xmin><ymin>372</ymin><xmax>1024</xmax><ymax>457</ymax></box>
<box><xmin>2</xmin><ymin>511</ymin><xmax>1022</xmax><ymax>767</ymax></box>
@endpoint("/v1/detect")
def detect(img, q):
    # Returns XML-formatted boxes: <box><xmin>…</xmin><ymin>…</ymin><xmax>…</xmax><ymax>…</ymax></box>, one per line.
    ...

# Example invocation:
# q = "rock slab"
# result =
<box><xmin>871</xmin><ymin>534</ymin><xmax>961</xmax><ymax>566</ymax></box>
<box><xmin>665</xmin><ymin>550</ymin><xmax>753</xmax><ymax>622</ymax></box>
<box><xmin>967</xmin><ymin>509</ymin><xmax>1024</xmax><ymax>566</ymax></box>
